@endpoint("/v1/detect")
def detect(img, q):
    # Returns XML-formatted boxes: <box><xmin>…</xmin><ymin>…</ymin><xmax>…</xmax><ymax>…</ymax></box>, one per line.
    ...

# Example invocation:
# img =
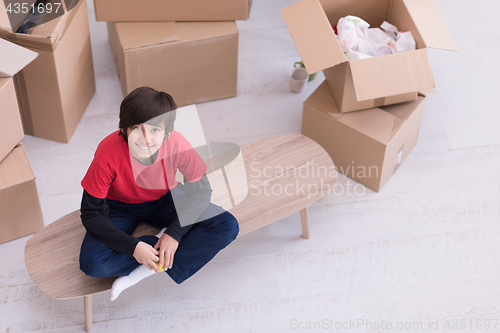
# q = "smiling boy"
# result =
<box><xmin>79</xmin><ymin>87</ymin><xmax>239</xmax><ymax>300</ymax></box>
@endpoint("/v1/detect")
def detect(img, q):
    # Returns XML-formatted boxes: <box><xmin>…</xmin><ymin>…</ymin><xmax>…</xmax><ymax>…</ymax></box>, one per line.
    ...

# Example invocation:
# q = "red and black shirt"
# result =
<box><xmin>80</xmin><ymin>130</ymin><xmax>210</xmax><ymax>257</ymax></box>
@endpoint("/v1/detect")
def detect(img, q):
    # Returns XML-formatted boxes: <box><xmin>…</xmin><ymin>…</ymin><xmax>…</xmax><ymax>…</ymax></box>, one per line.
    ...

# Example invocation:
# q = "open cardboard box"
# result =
<box><xmin>302</xmin><ymin>80</ymin><xmax>428</xmax><ymax>192</ymax></box>
<box><xmin>0</xmin><ymin>143</ymin><xmax>44</xmax><ymax>244</ymax></box>
<box><xmin>0</xmin><ymin>0</ymin><xmax>95</xmax><ymax>143</ymax></box>
<box><xmin>282</xmin><ymin>0</ymin><xmax>457</xmax><ymax>113</ymax></box>
<box><xmin>107</xmin><ymin>21</ymin><xmax>238</xmax><ymax>107</ymax></box>
<box><xmin>94</xmin><ymin>0</ymin><xmax>252</xmax><ymax>22</ymax></box>
<box><xmin>0</xmin><ymin>38</ymin><xmax>37</xmax><ymax>162</ymax></box>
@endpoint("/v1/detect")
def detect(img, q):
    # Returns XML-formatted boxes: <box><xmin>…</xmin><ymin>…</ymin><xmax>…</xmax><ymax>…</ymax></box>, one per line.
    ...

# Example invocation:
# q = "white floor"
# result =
<box><xmin>2</xmin><ymin>0</ymin><xmax>500</xmax><ymax>332</ymax></box>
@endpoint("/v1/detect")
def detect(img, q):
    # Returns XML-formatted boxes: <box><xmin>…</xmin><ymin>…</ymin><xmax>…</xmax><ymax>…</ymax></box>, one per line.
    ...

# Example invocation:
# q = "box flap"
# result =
<box><xmin>0</xmin><ymin>0</ymin><xmax>83</xmax><ymax>52</ymax></box>
<box><xmin>0</xmin><ymin>38</ymin><xmax>38</xmax><ymax>78</ymax></box>
<box><xmin>0</xmin><ymin>144</ymin><xmax>34</xmax><ymax>189</ymax></box>
<box><xmin>0</xmin><ymin>1</ymin><xmax>11</xmax><ymax>31</ymax></box>
<box><xmin>281</xmin><ymin>0</ymin><xmax>346</xmax><ymax>74</ymax></box>
<box><xmin>304</xmin><ymin>80</ymin><xmax>343</xmax><ymax>119</ymax></box>
<box><xmin>349</xmin><ymin>48</ymin><xmax>434</xmax><ymax>101</ymax></box>
<box><xmin>338</xmin><ymin>108</ymin><xmax>405</xmax><ymax>144</ymax></box>
<box><xmin>27</xmin><ymin>7</ymin><xmax>66</xmax><ymax>38</ymax></box>
<box><xmin>380</xmin><ymin>96</ymin><xmax>425</xmax><ymax>121</ymax></box>
<box><xmin>115</xmin><ymin>21</ymin><xmax>182</xmax><ymax>50</ymax></box>
<box><xmin>403</xmin><ymin>0</ymin><xmax>458</xmax><ymax>51</ymax></box>
<box><xmin>417</xmin><ymin>89</ymin><xmax>436</xmax><ymax>97</ymax></box>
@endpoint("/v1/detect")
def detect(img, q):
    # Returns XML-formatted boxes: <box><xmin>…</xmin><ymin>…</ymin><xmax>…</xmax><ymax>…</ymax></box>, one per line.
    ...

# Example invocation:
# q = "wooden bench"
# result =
<box><xmin>25</xmin><ymin>134</ymin><xmax>336</xmax><ymax>332</ymax></box>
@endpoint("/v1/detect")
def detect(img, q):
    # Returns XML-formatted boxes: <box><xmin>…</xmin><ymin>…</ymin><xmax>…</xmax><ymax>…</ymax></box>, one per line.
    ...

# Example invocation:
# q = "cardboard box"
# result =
<box><xmin>0</xmin><ymin>38</ymin><xmax>37</xmax><ymax>162</ymax></box>
<box><xmin>107</xmin><ymin>21</ymin><xmax>238</xmax><ymax>107</ymax></box>
<box><xmin>0</xmin><ymin>78</ymin><xmax>26</xmax><ymax>162</ymax></box>
<box><xmin>94</xmin><ymin>0</ymin><xmax>251</xmax><ymax>22</ymax></box>
<box><xmin>302</xmin><ymin>81</ymin><xmax>426</xmax><ymax>192</ymax></box>
<box><xmin>282</xmin><ymin>0</ymin><xmax>457</xmax><ymax>113</ymax></box>
<box><xmin>0</xmin><ymin>0</ymin><xmax>96</xmax><ymax>143</ymax></box>
<box><xmin>0</xmin><ymin>143</ymin><xmax>44</xmax><ymax>244</ymax></box>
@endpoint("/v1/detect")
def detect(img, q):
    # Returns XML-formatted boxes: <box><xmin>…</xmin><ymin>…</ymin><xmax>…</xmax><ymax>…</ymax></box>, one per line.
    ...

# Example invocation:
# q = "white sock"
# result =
<box><xmin>110</xmin><ymin>227</ymin><xmax>167</xmax><ymax>301</ymax></box>
<box><xmin>156</xmin><ymin>227</ymin><xmax>167</xmax><ymax>238</ymax></box>
<box><xmin>110</xmin><ymin>265</ymin><xmax>155</xmax><ymax>301</ymax></box>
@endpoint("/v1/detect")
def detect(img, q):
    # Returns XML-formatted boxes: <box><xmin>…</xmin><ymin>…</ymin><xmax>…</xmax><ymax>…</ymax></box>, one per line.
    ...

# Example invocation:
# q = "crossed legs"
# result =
<box><xmin>79</xmin><ymin>192</ymin><xmax>239</xmax><ymax>300</ymax></box>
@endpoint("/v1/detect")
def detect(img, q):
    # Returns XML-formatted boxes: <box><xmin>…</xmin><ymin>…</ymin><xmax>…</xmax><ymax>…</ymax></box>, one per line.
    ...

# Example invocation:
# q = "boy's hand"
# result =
<box><xmin>154</xmin><ymin>234</ymin><xmax>179</xmax><ymax>270</ymax></box>
<box><xmin>133</xmin><ymin>241</ymin><xmax>160</xmax><ymax>273</ymax></box>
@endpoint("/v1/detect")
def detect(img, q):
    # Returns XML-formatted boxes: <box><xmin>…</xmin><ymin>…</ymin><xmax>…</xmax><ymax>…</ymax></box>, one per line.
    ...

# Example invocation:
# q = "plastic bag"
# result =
<box><xmin>16</xmin><ymin>0</ymin><xmax>50</xmax><ymax>34</ymax></box>
<box><xmin>336</xmin><ymin>16</ymin><xmax>416</xmax><ymax>60</ymax></box>
<box><xmin>394</xmin><ymin>31</ymin><xmax>416</xmax><ymax>53</ymax></box>
<box><xmin>337</xmin><ymin>16</ymin><xmax>370</xmax><ymax>55</ymax></box>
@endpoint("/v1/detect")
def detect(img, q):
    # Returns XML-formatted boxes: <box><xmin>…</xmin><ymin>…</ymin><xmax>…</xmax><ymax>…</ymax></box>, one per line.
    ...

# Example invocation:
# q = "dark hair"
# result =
<box><xmin>118</xmin><ymin>87</ymin><xmax>177</xmax><ymax>142</ymax></box>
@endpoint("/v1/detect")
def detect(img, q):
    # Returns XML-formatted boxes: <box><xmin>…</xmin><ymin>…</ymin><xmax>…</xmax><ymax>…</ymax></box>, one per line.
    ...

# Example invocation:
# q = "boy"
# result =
<box><xmin>79</xmin><ymin>87</ymin><xmax>239</xmax><ymax>300</ymax></box>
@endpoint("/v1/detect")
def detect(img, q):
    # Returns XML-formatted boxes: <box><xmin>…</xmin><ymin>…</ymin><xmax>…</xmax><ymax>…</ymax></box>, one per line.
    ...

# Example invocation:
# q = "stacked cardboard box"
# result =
<box><xmin>0</xmin><ymin>0</ymin><xmax>96</xmax><ymax>143</ymax></box>
<box><xmin>100</xmin><ymin>0</ymin><xmax>249</xmax><ymax>106</ymax></box>
<box><xmin>94</xmin><ymin>0</ymin><xmax>251</xmax><ymax>22</ymax></box>
<box><xmin>281</xmin><ymin>0</ymin><xmax>457</xmax><ymax>191</ymax></box>
<box><xmin>302</xmin><ymin>81</ymin><xmax>428</xmax><ymax>192</ymax></box>
<box><xmin>0</xmin><ymin>143</ymin><xmax>44</xmax><ymax>244</ymax></box>
<box><xmin>0</xmin><ymin>39</ymin><xmax>37</xmax><ymax>162</ymax></box>
<box><xmin>107</xmin><ymin>21</ymin><xmax>238</xmax><ymax>107</ymax></box>
<box><xmin>0</xmin><ymin>39</ymin><xmax>44</xmax><ymax>243</ymax></box>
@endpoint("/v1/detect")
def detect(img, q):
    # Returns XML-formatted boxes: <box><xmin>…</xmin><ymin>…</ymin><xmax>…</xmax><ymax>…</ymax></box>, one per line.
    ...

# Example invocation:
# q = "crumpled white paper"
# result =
<box><xmin>336</xmin><ymin>16</ymin><xmax>416</xmax><ymax>60</ymax></box>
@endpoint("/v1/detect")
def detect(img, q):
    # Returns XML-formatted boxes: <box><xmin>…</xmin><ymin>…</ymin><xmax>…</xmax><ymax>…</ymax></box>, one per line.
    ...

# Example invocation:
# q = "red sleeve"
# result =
<box><xmin>176</xmin><ymin>138</ymin><xmax>207</xmax><ymax>183</ymax></box>
<box><xmin>81</xmin><ymin>156</ymin><xmax>115</xmax><ymax>199</ymax></box>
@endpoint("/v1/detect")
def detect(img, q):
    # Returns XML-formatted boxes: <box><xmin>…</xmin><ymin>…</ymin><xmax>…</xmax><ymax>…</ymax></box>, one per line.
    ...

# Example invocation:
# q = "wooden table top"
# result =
<box><xmin>25</xmin><ymin>134</ymin><xmax>336</xmax><ymax>299</ymax></box>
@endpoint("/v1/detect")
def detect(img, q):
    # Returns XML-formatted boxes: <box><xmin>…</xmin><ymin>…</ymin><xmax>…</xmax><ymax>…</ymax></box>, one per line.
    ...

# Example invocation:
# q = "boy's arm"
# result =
<box><xmin>164</xmin><ymin>173</ymin><xmax>212</xmax><ymax>242</ymax></box>
<box><xmin>80</xmin><ymin>190</ymin><xmax>139</xmax><ymax>257</ymax></box>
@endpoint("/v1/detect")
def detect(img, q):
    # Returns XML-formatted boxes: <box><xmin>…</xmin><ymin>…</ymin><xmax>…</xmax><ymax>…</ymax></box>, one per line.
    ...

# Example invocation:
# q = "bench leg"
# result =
<box><xmin>300</xmin><ymin>206</ymin><xmax>310</xmax><ymax>239</ymax></box>
<box><xmin>84</xmin><ymin>295</ymin><xmax>92</xmax><ymax>332</ymax></box>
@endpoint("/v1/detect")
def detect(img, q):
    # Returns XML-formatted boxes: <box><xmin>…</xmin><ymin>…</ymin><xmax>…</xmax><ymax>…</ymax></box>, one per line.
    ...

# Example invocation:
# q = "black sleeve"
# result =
<box><xmin>164</xmin><ymin>173</ymin><xmax>212</xmax><ymax>243</ymax></box>
<box><xmin>80</xmin><ymin>190</ymin><xmax>140</xmax><ymax>257</ymax></box>
<box><xmin>164</xmin><ymin>217</ymin><xmax>189</xmax><ymax>243</ymax></box>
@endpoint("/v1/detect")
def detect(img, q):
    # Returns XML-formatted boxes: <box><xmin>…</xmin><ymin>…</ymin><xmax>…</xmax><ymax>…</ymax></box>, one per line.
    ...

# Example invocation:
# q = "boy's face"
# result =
<box><xmin>126</xmin><ymin>123</ymin><xmax>165</xmax><ymax>163</ymax></box>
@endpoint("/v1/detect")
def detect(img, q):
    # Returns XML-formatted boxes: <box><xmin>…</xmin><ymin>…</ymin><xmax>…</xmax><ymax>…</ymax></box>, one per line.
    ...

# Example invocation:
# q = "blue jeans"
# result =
<box><xmin>79</xmin><ymin>187</ymin><xmax>239</xmax><ymax>284</ymax></box>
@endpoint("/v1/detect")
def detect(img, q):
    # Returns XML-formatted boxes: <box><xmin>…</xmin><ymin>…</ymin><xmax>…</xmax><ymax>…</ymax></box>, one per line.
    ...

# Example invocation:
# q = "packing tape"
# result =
<box><xmin>0</xmin><ymin>142</ymin><xmax>21</xmax><ymax>165</ymax></box>
<box><xmin>13</xmin><ymin>71</ymin><xmax>35</xmax><ymax>136</ymax></box>
<box><xmin>373</xmin><ymin>97</ymin><xmax>386</xmax><ymax>108</ymax></box>
<box><xmin>247</xmin><ymin>0</ymin><xmax>253</xmax><ymax>18</ymax></box>
<box><xmin>0</xmin><ymin>0</ymin><xmax>82</xmax><ymax>53</ymax></box>
<box><xmin>392</xmin><ymin>144</ymin><xmax>404</xmax><ymax>174</ymax></box>
<box><xmin>0</xmin><ymin>32</ymin><xmax>55</xmax><ymax>52</ymax></box>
